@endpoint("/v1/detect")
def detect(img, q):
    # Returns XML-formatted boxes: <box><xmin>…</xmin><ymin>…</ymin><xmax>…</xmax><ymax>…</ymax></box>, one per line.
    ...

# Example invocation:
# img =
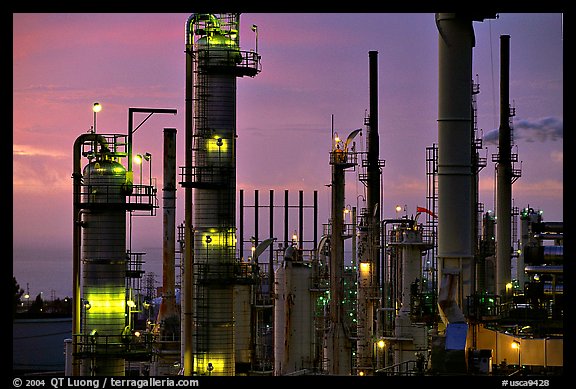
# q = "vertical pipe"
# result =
<box><xmin>182</xmin><ymin>15</ymin><xmax>195</xmax><ymax>375</ymax></box>
<box><xmin>239</xmin><ymin>189</ymin><xmax>244</xmax><ymax>261</ymax></box>
<box><xmin>269</xmin><ymin>190</ymin><xmax>274</xmax><ymax>272</ymax></box>
<box><xmin>284</xmin><ymin>190</ymin><xmax>289</xmax><ymax>248</ymax></box>
<box><xmin>313</xmin><ymin>190</ymin><xmax>318</xmax><ymax>250</ymax></box>
<box><xmin>496</xmin><ymin>35</ymin><xmax>512</xmax><ymax>297</ymax></box>
<box><xmin>71</xmin><ymin>134</ymin><xmax>108</xmax><ymax>376</ymax></box>
<box><xmin>299</xmin><ymin>190</ymin><xmax>304</xmax><ymax>248</ymax></box>
<box><xmin>255</xmin><ymin>189</ymin><xmax>260</xmax><ymax>245</ymax></box>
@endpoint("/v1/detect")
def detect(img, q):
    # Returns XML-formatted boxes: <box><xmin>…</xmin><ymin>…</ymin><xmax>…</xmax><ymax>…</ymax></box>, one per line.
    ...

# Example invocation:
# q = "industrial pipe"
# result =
<box><xmin>71</xmin><ymin>133</ymin><xmax>109</xmax><ymax>376</ymax></box>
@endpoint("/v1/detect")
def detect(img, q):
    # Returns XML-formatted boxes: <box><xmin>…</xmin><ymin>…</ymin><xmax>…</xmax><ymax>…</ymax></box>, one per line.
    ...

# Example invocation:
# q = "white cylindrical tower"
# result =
<box><xmin>391</xmin><ymin>227</ymin><xmax>429</xmax><ymax>369</ymax></box>
<box><xmin>436</xmin><ymin>12</ymin><xmax>475</xmax><ymax>313</ymax></box>
<box><xmin>274</xmin><ymin>247</ymin><xmax>314</xmax><ymax>375</ymax></box>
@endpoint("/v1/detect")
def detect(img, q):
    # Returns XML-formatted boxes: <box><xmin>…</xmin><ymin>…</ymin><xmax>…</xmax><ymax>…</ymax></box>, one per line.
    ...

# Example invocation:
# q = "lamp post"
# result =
<box><xmin>144</xmin><ymin>152</ymin><xmax>152</xmax><ymax>186</ymax></box>
<box><xmin>251</xmin><ymin>24</ymin><xmax>258</xmax><ymax>55</ymax></box>
<box><xmin>127</xmin><ymin>107</ymin><xmax>177</xmax><ymax>186</ymax></box>
<box><xmin>92</xmin><ymin>102</ymin><xmax>102</xmax><ymax>133</ymax></box>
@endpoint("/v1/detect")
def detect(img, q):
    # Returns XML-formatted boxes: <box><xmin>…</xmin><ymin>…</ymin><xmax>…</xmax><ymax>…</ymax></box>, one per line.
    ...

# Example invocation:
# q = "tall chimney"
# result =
<box><xmin>367</xmin><ymin>50</ymin><xmax>381</xmax><ymax>285</ymax></box>
<box><xmin>157</xmin><ymin>127</ymin><xmax>179</xmax><ymax>334</ymax></box>
<box><xmin>496</xmin><ymin>34</ymin><xmax>512</xmax><ymax>296</ymax></box>
<box><xmin>436</xmin><ymin>13</ymin><xmax>475</xmax><ymax>316</ymax></box>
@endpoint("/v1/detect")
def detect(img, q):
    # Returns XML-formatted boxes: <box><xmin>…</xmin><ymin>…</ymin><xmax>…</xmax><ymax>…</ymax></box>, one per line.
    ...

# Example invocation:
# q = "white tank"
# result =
<box><xmin>274</xmin><ymin>247</ymin><xmax>314</xmax><ymax>375</ymax></box>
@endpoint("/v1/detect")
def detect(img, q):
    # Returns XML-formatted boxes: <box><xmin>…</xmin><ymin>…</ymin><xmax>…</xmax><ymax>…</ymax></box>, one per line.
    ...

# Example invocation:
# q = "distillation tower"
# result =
<box><xmin>72</xmin><ymin>130</ymin><xmax>159</xmax><ymax>376</ymax></box>
<box><xmin>181</xmin><ymin>13</ymin><xmax>260</xmax><ymax>376</ymax></box>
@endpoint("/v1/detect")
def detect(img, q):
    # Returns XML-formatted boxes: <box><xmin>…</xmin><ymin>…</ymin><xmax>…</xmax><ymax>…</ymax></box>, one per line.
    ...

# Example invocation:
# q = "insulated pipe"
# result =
<box><xmin>436</xmin><ymin>13</ymin><xmax>475</xmax><ymax>314</ymax></box>
<box><xmin>182</xmin><ymin>15</ymin><xmax>195</xmax><ymax>376</ymax></box>
<box><xmin>524</xmin><ymin>265</ymin><xmax>563</xmax><ymax>274</ymax></box>
<box><xmin>496</xmin><ymin>35</ymin><xmax>512</xmax><ymax>297</ymax></box>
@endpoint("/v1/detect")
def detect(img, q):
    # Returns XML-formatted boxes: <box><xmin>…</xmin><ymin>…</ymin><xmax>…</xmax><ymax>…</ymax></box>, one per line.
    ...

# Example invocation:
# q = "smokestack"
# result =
<box><xmin>367</xmin><ymin>50</ymin><xmax>380</xmax><ymax>217</ymax></box>
<box><xmin>436</xmin><ymin>13</ymin><xmax>475</xmax><ymax>315</ymax></box>
<box><xmin>157</xmin><ymin>128</ymin><xmax>179</xmax><ymax>336</ymax></box>
<box><xmin>367</xmin><ymin>50</ymin><xmax>381</xmax><ymax>285</ymax></box>
<box><xmin>496</xmin><ymin>34</ymin><xmax>512</xmax><ymax>296</ymax></box>
<box><xmin>355</xmin><ymin>50</ymin><xmax>380</xmax><ymax>374</ymax></box>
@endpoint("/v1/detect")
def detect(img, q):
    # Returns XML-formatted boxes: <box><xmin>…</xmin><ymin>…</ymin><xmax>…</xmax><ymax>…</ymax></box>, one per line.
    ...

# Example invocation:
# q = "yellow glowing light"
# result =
<box><xmin>93</xmin><ymin>102</ymin><xmax>102</xmax><ymax>113</ymax></box>
<box><xmin>195</xmin><ymin>354</ymin><xmax>227</xmax><ymax>375</ymax></box>
<box><xmin>358</xmin><ymin>371</ymin><xmax>364</xmax><ymax>376</ymax></box>
<box><xmin>360</xmin><ymin>262</ymin><xmax>370</xmax><ymax>274</ymax></box>
<box><xmin>133</xmin><ymin>154</ymin><xmax>143</xmax><ymax>164</ymax></box>
<box><xmin>378</xmin><ymin>340</ymin><xmax>385</xmax><ymax>348</ymax></box>
<box><xmin>207</xmin><ymin>136</ymin><xmax>228</xmax><ymax>152</ymax></box>
<box><xmin>84</xmin><ymin>291</ymin><xmax>126</xmax><ymax>314</ymax></box>
<box><xmin>112</xmin><ymin>166</ymin><xmax>125</xmax><ymax>175</ymax></box>
<box><xmin>511</xmin><ymin>340</ymin><xmax>520</xmax><ymax>350</ymax></box>
<box><xmin>202</xmin><ymin>230</ymin><xmax>237</xmax><ymax>247</ymax></box>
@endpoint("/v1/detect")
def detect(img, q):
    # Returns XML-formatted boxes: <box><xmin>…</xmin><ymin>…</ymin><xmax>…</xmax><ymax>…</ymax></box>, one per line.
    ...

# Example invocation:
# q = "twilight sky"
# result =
<box><xmin>12</xmin><ymin>13</ymin><xmax>563</xmax><ymax>299</ymax></box>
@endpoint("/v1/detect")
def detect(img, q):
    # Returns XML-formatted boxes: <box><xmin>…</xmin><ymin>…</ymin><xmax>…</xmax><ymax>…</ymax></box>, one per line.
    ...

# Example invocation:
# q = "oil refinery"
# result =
<box><xmin>54</xmin><ymin>13</ymin><xmax>563</xmax><ymax>377</ymax></box>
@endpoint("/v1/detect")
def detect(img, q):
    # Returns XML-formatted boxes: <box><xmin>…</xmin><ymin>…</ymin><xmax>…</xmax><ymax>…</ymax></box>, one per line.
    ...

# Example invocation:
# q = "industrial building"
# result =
<box><xmin>66</xmin><ymin>13</ymin><xmax>563</xmax><ymax>377</ymax></box>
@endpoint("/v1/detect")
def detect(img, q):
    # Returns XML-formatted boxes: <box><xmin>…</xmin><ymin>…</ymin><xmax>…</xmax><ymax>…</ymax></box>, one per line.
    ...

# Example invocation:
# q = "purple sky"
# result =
<box><xmin>12</xmin><ymin>13</ymin><xmax>563</xmax><ymax>299</ymax></box>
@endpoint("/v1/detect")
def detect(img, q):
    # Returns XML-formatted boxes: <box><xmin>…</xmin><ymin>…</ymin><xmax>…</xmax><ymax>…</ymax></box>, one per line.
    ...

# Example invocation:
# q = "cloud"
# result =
<box><xmin>482</xmin><ymin>116</ymin><xmax>563</xmax><ymax>145</ymax></box>
<box><xmin>13</xmin><ymin>144</ymin><xmax>68</xmax><ymax>158</ymax></box>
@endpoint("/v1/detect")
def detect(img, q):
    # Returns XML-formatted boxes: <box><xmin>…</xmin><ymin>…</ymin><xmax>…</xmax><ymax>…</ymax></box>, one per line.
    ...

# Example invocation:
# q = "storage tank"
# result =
<box><xmin>274</xmin><ymin>246</ymin><xmax>314</xmax><ymax>375</ymax></box>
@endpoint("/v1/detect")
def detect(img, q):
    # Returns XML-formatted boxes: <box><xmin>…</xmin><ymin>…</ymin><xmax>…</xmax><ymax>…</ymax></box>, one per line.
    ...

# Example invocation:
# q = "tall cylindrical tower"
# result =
<box><xmin>496</xmin><ymin>35</ymin><xmax>512</xmax><ymax>297</ymax></box>
<box><xmin>274</xmin><ymin>247</ymin><xmax>314</xmax><ymax>375</ymax></box>
<box><xmin>436</xmin><ymin>12</ymin><xmax>475</xmax><ymax>314</ymax></box>
<box><xmin>81</xmin><ymin>158</ymin><xmax>127</xmax><ymax>376</ymax></box>
<box><xmin>435</xmin><ymin>12</ymin><xmax>496</xmax><ymax>317</ymax></box>
<box><xmin>183</xmin><ymin>13</ymin><xmax>260</xmax><ymax>376</ymax></box>
<box><xmin>391</xmin><ymin>228</ymin><xmax>429</xmax><ymax>367</ymax></box>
